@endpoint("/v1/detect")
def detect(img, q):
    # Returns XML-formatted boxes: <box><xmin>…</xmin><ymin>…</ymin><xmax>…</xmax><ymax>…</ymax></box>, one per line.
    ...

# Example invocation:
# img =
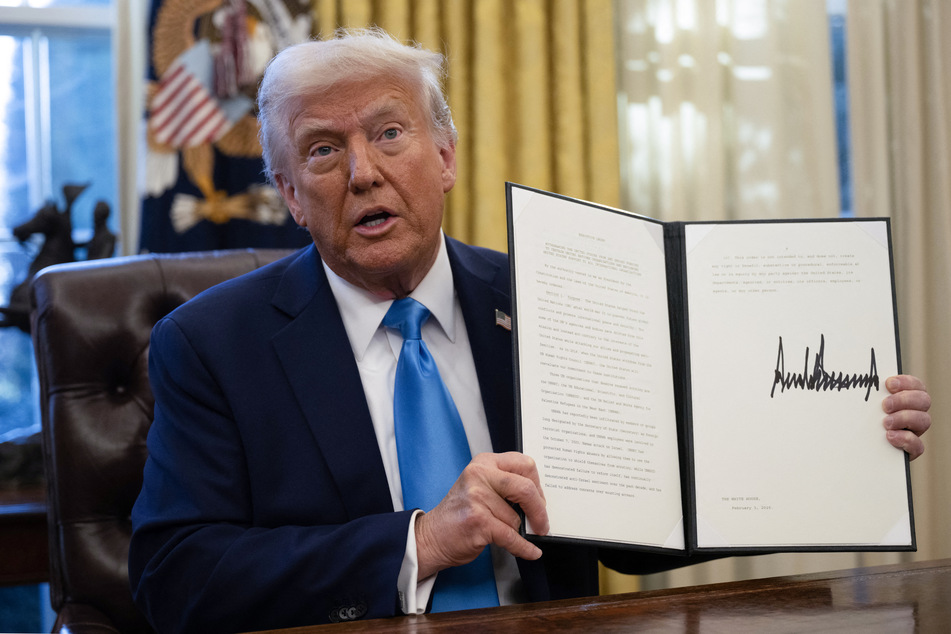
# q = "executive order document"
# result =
<box><xmin>507</xmin><ymin>183</ymin><xmax>913</xmax><ymax>554</ymax></box>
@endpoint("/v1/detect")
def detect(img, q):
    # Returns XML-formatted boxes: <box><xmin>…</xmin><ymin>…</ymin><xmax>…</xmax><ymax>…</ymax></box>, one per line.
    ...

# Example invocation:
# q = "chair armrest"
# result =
<box><xmin>54</xmin><ymin>602</ymin><xmax>121</xmax><ymax>634</ymax></box>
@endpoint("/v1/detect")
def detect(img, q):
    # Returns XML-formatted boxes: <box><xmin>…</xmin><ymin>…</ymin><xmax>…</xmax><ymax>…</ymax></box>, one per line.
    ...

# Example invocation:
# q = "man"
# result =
<box><xmin>129</xmin><ymin>28</ymin><xmax>932</xmax><ymax>633</ymax></box>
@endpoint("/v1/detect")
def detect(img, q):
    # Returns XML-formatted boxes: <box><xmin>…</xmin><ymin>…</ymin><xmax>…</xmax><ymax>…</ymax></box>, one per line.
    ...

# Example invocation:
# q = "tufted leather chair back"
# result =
<box><xmin>30</xmin><ymin>248</ymin><xmax>295</xmax><ymax>633</ymax></box>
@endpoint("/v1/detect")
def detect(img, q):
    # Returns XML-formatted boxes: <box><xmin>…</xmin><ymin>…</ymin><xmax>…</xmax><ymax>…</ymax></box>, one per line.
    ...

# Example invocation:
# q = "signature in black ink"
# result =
<box><xmin>770</xmin><ymin>335</ymin><xmax>879</xmax><ymax>401</ymax></box>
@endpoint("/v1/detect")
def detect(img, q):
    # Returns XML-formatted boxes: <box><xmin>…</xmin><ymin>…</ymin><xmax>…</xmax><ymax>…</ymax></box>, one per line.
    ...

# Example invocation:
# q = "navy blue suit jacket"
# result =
<box><xmin>130</xmin><ymin>238</ymin><xmax>626</xmax><ymax>633</ymax></box>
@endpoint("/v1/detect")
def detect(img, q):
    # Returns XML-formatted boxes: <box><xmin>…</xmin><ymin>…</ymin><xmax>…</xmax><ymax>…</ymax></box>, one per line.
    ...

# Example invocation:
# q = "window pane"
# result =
<box><xmin>0</xmin><ymin>35</ymin><xmax>29</xmax><ymax>230</ymax></box>
<box><xmin>0</xmin><ymin>27</ymin><xmax>116</xmax><ymax>445</ymax></box>
<box><xmin>0</xmin><ymin>243</ymin><xmax>36</xmax><ymax>443</ymax></box>
<box><xmin>828</xmin><ymin>5</ymin><xmax>852</xmax><ymax>217</ymax></box>
<box><xmin>0</xmin><ymin>35</ymin><xmax>36</xmax><ymax>443</ymax></box>
<box><xmin>0</xmin><ymin>1</ymin><xmax>113</xmax><ymax>6</ymax></box>
<box><xmin>48</xmin><ymin>30</ymin><xmax>117</xmax><ymax>234</ymax></box>
<box><xmin>28</xmin><ymin>0</ymin><xmax>113</xmax><ymax>6</ymax></box>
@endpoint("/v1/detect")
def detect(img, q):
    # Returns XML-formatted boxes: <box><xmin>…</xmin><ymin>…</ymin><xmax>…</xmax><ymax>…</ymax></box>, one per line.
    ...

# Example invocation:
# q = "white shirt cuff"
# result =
<box><xmin>397</xmin><ymin>510</ymin><xmax>437</xmax><ymax>614</ymax></box>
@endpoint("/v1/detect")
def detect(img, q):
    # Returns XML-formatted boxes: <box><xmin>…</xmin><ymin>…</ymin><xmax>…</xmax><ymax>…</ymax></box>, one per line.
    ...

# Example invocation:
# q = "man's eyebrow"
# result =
<box><xmin>363</xmin><ymin>101</ymin><xmax>411</xmax><ymax>122</ymax></box>
<box><xmin>294</xmin><ymin>120</ymin><xmax>338</xmax><ymax>145</ymax></box>
<box><xmin>294</xmin><ymin>100</ymin><xmax>413</xmax><ymax>145</ymax></box>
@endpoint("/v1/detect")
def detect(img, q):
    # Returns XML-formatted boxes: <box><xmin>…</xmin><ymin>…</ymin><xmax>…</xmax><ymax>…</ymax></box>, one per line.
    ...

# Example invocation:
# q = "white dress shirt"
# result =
<box><xmin>322</xmin><ymin>233</ymin><xmax>522</xmax><ymax>613</ymax></box>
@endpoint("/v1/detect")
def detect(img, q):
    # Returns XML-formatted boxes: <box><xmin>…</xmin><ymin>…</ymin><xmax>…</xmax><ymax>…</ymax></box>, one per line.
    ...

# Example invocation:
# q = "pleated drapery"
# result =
<box><xmin>616</xmin><ymin>0</ymin><xmax>840</xmax><ymax>222</ymax></box>
<box><xmin>617</xmin><ymin>0</ymin><xmax>951</xmax><ymax>593</ymax></box>
<box><xmin>848</xmin><ymin>0</ymin><xmax>951</xmax><ymax>569</ymax></box>
<box><xmin>614</xmin><ymin>0</ymin><xmax>907</xmax><ymax>591</ymax></box>
<box><xmin>309</xmin><ymin>0</ymin><xmax>620</xmax><ymax>252</ymax></box>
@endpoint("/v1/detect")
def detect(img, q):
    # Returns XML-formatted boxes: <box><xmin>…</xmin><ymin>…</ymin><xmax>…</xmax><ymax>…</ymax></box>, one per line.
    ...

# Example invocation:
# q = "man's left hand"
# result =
<box><xmin>883</xmin><ymin>374</ymin><xmax>931</xmax><ymax>460</ymax></box>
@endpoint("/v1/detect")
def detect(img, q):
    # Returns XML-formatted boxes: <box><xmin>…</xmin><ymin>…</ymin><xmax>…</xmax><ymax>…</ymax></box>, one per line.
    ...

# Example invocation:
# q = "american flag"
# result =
<box><xmin>150</xmin><ymin>40</ymin><xmax>251</xmax><ymax>149</ymax></box>
<box><xmin>495</xmin><ymin>309</ymin><xmax>512</xmax><ymax>331</ymax></box>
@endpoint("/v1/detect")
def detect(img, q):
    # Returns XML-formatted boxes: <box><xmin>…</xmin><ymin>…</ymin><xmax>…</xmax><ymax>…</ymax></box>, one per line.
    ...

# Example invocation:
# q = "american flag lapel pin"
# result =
<box><xmin>495</xmin><ymin>309</ymin><xmax>512</xmax><ymax>331</ymax></box>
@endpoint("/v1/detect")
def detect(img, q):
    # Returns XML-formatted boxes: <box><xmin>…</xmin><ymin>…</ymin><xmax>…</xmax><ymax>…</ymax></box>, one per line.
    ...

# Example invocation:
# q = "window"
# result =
<box><xmin>0</xmin><ymin>0</ymin><xmax>144</xmax><ymax>449</ymax></box>
<box><xmin>0</xmin><ymin>1</ymin><xmax>113</xmax><ymax>446</ymax></box>
<box><xmin>828</xmin><ymin>0</ymin><xmax>852</xmax><ymax>217</ymax></box>
<box><xmin>0</xmin><ymin>3</ymin><xmax>144</xmax><ymax>628</ymax></box>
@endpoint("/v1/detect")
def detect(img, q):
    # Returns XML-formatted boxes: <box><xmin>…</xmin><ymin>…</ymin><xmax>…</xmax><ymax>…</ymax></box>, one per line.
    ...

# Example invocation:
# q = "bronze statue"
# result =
<box><xmin>0</xmin><ymin>184</ymin><xmax>114</xmax><ymax>332</ymax></box>
<box><xmin>82</xmin><ymin>200</ymin><xmax>118</xmax><ymax>261</ymax></box>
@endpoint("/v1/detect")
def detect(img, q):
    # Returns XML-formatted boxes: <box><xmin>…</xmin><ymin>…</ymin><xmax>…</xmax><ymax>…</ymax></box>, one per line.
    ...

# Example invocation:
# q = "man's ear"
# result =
<box><xmin>440</xmin><ymin>141</ymin><xmax>457</xmax><ymax>194</ymax></box>
<box><xmin>274</xmin><ymin>173</ymin><xmax>306</xmax><ymax>228</ymax></box>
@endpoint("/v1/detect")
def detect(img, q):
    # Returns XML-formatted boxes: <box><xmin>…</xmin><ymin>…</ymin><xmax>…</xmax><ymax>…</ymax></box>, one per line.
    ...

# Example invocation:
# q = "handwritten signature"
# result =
<box><xmin>770</xmin><ymin>335</ymin><xmax>879</xmax><ymax>401</ymax></box>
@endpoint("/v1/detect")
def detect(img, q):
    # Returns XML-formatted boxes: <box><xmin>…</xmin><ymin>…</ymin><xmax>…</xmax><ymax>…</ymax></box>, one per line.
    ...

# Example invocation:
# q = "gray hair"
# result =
<box><xmin>257</xmin><ymin>27</ymin><xmax>457</xmax><ymax>182</ymax></box>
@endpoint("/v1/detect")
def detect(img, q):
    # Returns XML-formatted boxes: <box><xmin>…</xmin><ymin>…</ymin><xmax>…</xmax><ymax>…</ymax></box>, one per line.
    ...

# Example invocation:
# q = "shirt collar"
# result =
<box><xmin>323</xmin><ymin>232</ymin><xmax>457</xmax><ymax>361</ymax></box>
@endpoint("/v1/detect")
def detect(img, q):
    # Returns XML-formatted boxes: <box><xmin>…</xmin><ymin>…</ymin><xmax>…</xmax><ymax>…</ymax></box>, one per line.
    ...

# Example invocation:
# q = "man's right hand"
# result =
<box><xmin>414</xmin><ymin>452</ymin><xmax>549</xmax><ymax>581</ymax></box>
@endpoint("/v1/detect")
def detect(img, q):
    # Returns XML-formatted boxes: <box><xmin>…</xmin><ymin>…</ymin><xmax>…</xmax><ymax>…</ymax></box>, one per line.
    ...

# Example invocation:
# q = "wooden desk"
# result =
<box><xmin>0</xmin><ymin>485</ymin><xmax>49</xmax><ymax>586</ymax></box>
<box><xmin>255</xmin><ymin>558</ymin><xmax>951</xmax><ymax>632</ymax></box>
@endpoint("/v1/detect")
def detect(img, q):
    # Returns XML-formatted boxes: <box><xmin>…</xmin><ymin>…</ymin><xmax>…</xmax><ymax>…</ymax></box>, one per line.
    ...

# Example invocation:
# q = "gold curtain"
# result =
<box><xmin>848</xmin><ymin>0</ymin><xmax>951</xmax><ymax>566</ymax></box>
<box><xmin>309</xmin><ymin>0</ymin><xmax>620</xmax><ymax>252</ymax></box>
<box><xmin>310</xmin><ymin>0</ymin><xmax>633</xmax><ymax>596</ymax></box>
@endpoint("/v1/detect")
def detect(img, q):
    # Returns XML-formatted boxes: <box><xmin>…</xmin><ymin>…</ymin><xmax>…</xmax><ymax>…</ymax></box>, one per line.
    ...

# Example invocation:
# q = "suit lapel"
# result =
<box><xmin>270</xmin><ymin>246</ymin><xmax>394</xmax><ymax>518</ymax></box>
<box><xmin>448</xmin><ymin>239</ymin><xmax>558</xmax><ymax>601</ymax></box>
<box><xmin>446</xmin><ymin>238</ymin><xmax>517</xmax><ymax>455</ymax></box>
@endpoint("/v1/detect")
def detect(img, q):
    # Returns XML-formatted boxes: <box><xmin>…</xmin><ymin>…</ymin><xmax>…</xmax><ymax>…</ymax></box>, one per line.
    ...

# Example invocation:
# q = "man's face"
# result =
<box><xmin>273</xmin><ymin>75</ymin><xmax>456</xmax><ymax>298</ymax></box>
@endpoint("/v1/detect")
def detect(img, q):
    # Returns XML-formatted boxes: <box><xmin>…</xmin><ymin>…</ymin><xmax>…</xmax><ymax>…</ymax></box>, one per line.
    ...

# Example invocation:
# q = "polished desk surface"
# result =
<box><xmin>0</xmin><ymin>485</ymin><xmax>48</xmax><ymax>586</ymax></box>
<box><xmin>254</xmin><ymin>558</ymin><xmax>951</xmax><ymax>633</ymax></box>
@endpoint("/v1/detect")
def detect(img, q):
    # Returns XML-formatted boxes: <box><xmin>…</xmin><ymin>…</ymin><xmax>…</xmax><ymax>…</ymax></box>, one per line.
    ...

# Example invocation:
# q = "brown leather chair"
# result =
<box><xmin>29</xmin><ymin>248</ymin><xmax>295</xmax><ymax>634</ymax></box>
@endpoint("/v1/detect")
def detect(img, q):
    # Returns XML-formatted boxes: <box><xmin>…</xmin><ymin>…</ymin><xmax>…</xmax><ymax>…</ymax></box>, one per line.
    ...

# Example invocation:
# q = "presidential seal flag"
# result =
<box><xmin>142</xmin><ymin>0</ymin><xmax>316</xmax><ymax>253</ymax></box>
<box><xmin>149</xmin><ymin>39</ymin><xmax>248</xmax><ymax>149</ymax></box>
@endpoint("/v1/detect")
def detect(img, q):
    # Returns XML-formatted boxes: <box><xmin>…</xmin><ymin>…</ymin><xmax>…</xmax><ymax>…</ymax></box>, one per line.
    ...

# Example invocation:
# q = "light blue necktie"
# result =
<box><xmin>384</xmin><ymin>297</ymin><xmax>500</xmax><ymax>612</ymax></box>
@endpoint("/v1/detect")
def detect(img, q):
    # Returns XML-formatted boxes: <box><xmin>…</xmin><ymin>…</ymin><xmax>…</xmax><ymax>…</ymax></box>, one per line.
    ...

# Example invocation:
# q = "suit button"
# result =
<box><xmin>329</xmin><ymin>602</ymin><xmax>368</xmax><ymax>622</ymax></box>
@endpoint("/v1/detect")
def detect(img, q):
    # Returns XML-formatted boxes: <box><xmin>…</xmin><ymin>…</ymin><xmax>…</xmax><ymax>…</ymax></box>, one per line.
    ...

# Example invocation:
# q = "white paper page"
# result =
<box><xmin>511</xmin><ymin>187</ymin><xmax>684</xmax><ymax>549</ymax></box>
<box><xmin>685</xmin><ymin>221</ymin><xmax>910</xmax><ymax>548</ymax></box>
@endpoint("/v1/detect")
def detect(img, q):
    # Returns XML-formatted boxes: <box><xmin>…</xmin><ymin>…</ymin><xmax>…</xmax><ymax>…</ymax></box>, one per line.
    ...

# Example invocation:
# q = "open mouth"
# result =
<box><xmin>358</xmin><ymin>211</ymin><xmax>392</xmax><ymax>228</ymax></box>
